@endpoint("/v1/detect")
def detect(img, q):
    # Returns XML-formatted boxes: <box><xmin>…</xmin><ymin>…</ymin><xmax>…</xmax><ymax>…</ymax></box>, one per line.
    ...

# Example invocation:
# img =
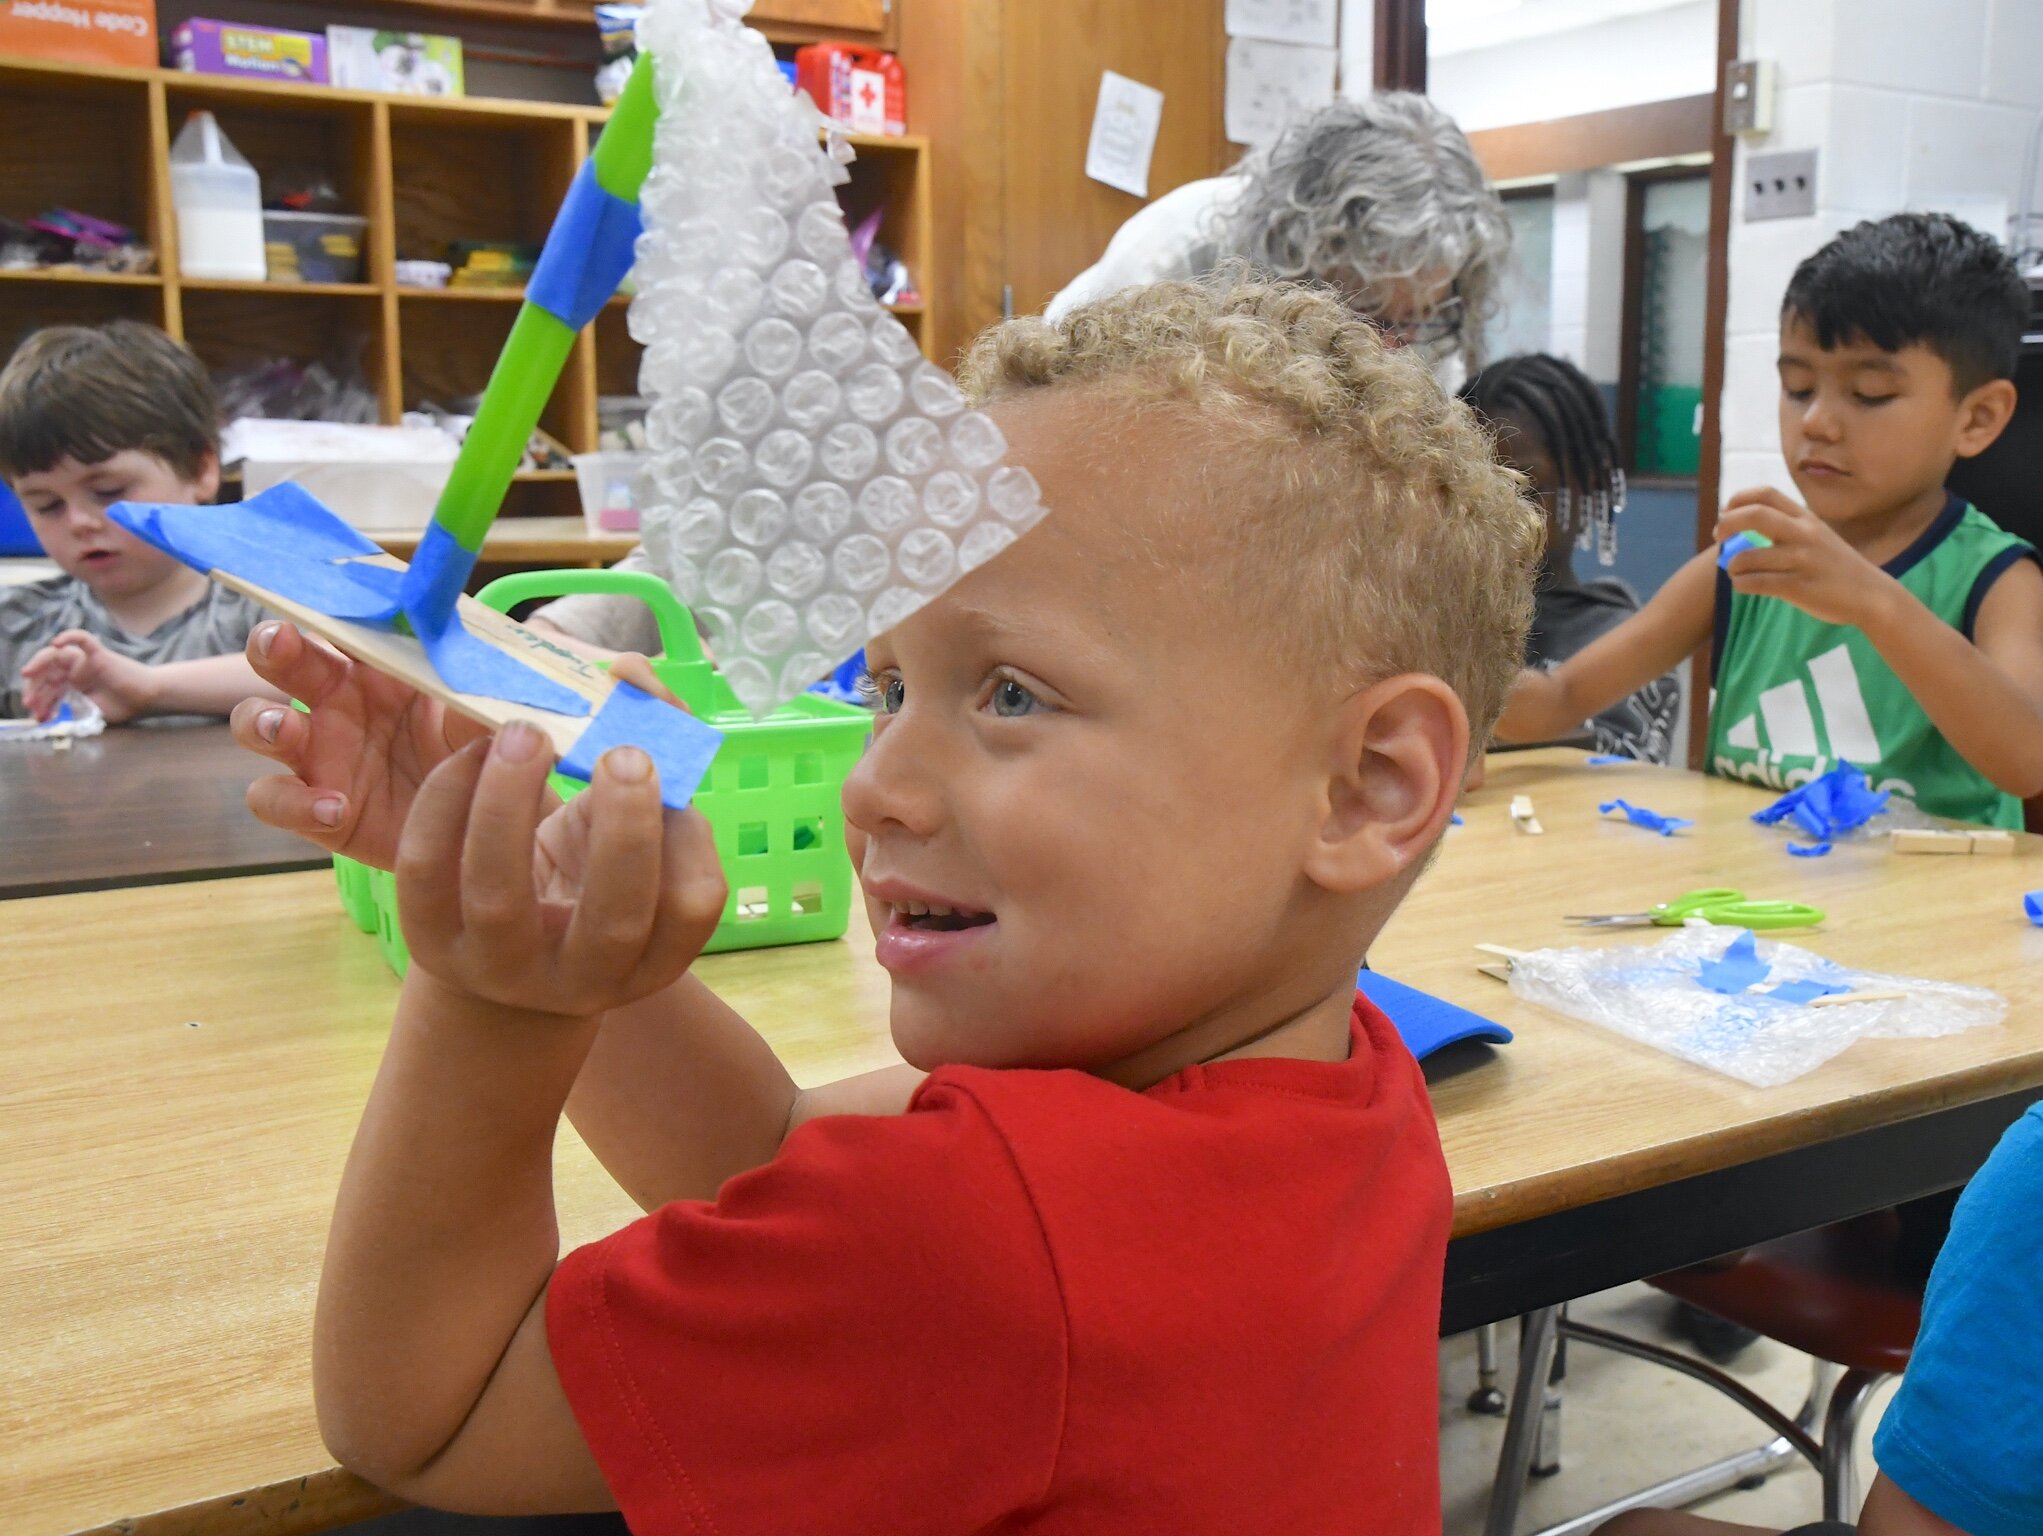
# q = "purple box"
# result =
<box><xmin>171</xmin><ymin>18</ymin><xmax>329</xmax><ymax>84</ymax></box>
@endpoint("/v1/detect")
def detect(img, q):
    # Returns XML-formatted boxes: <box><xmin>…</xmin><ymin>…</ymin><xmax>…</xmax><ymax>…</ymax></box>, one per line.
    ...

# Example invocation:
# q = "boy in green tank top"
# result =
<box><xmin>1495</xmin><ymin>213</ymin><xmax>2043</xmax><ymax>828</ymax></box>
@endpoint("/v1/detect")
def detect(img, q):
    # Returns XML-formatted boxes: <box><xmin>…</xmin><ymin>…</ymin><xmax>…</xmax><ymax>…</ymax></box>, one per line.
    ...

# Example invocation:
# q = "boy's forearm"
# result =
<box><xmin>1860</xmin><ymin>579</ymin><xmax>2043</xmax><ymax>798</ymax></box>
<box><xmin>316</xmin><ymin>970</ymin><xmax>593</xmax><ymax>1485</ymax></box>
<box><xmin>566</xmin><ymin>973</ymin><xmax>803</xmax><ymax>1210</ymax></box>
<box><xmin>142</xmin><ymin>653</ymin><xmax>285</xmax><ymax>718</ymax></box>
<box><xmin>1494</xmin><ymin>667</ymin><xmax>1579</xmax><ymax>742</ymax></box>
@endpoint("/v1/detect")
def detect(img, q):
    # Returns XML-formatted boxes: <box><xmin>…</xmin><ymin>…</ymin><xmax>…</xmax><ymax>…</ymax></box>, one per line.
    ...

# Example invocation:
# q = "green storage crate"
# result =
<box><xmin>334</xmin><ymin>569</ymin><xmax>872</xmax><ymax>976</ymax></box>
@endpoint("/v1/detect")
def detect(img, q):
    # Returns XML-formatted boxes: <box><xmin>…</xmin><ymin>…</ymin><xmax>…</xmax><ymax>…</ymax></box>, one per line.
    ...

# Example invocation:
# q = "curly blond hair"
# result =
<box><xmin>960</xmin><ymin>273</ymin><xmax>1542</xmax><ymax>754</ymax></box>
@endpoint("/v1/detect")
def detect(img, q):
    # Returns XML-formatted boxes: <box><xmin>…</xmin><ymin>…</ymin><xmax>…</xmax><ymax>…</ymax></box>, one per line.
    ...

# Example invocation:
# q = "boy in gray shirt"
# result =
<box><xmin>0</xmin><ymin>322</ymin><xmax>280</xmax><ymax>726</ymax></box>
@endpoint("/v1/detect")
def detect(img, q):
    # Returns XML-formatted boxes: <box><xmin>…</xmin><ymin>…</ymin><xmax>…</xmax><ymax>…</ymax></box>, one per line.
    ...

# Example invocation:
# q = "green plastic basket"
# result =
<box><xmin>333</xmin><ymin>569</ymin><xmax>872</xmax><ymax>975</ymax></box>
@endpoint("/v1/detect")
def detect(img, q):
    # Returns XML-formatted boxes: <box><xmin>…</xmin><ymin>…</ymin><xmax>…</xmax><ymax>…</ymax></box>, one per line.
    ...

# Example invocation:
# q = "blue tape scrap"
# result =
<box><xmin>1787</xmin><ymin>841</ymin><xmax>1833</xmax><ymax>858</ymax></box>
<box><xmin>1718</xmin><ymin>529</ymin><xmax>1771</xmax><ymax>570</ymax></box>
<box><xmin>1586</xmin><ymin>755</ymin><xmax>1630</xmax><ymax>765</ymax></box>
<box><xmin>1751</xmin><ymin>759</ymin><xmax>1889</xmax><ymax>845</ymax></box>
<box><xmin>1599</xmin><ymin>798</ymin><xmax>1694</xmax><ymax>836</ymax></box>
<box><xmin>526</xmin><ymin>160</ymin><xmax>645</xmax><ymax>332</ymax></box>
<box><xmin>1696</xmin><ymin>929</ymin><xmax>1769</xmax><ymax>995</ymax></box>
<box><xmin>1451</xmin><ymin>812</ymin><xmax>1465</xmax><ymax>826</ymax></box>
<box><xmin>557</xmin><ymin>681</ymin><xmax>724</xmax><ymax>813</ymax></box>
<box><xmin>110</xmin><ymin>486</ymin><xmax>589</xmax><ymax>717</ymax></box>
<box><xmin>2026</xmin><ymin>891</ymin><xmax>2043</xmax><ymax>927</ymax></box>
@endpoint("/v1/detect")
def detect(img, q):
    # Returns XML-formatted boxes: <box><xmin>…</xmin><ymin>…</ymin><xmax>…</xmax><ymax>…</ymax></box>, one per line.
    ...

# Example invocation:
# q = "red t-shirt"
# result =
<box><xmin>548</xmin><ymin>995</ymin><xmax>1451</xmax><ymax>1536</ymax></box>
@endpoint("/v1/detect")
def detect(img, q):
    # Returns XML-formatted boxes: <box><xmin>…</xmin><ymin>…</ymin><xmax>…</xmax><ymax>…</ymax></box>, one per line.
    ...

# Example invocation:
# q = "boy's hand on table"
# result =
<box><xmin>1718</xmin><ymin>488</ymin><xmax>1898</xmax><ymax>628</ymax></box>
<box><xmin>397</xmin><ymin>722</ymin><xmax>727</xmax><ymax>1022</ymax></box>
<box><xmin>232</xmin><ymin>619</ymin><xmax>674</xmax><ymax>870</ymax></box>
<box><xmin>20</xmin><ymin>630</ymin><xmax>154</xmax><ymax>723</ymax></box>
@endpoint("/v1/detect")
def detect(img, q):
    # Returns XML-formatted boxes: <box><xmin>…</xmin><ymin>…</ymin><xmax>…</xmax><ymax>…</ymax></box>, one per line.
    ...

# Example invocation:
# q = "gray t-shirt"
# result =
<box><xmin>1528</xmin><ymin>577</ymin><xmax>1681</xmax><ymax>764</ymax></box>
<box><xmin>0</xmin><ymin>574</ymin><xmax>266</xmax><ymax>725</ymax></box>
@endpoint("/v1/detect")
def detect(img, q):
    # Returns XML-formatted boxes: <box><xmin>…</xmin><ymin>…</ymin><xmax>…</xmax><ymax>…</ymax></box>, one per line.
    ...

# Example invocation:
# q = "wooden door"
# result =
<box><xmin>997</xmin><ymin>0</ymin><xmax>1232</xmax><ymax>319</ymax></box>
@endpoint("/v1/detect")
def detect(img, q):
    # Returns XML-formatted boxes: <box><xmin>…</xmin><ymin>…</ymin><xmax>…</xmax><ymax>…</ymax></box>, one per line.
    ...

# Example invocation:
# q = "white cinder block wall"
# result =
<box><xmin>1720</xmin><ymin>0</ymin><xmax>2043</xmax><ymax>506</ymax></box>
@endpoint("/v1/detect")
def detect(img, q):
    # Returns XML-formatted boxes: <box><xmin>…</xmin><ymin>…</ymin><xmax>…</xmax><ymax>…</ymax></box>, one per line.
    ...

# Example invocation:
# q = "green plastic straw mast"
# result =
<box><xmin>427</xmin><ymin>58</ymin><xmax>661</xmax><ymax>556</ymax></box>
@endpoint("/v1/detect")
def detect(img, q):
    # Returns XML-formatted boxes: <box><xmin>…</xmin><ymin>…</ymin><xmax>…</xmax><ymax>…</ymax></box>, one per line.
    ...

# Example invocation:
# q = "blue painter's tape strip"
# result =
<box><xmin>1696</xmin><ymin>929</ymin><xmax>1769</xmax><ymax>994</ymax></box>
<box><xmin>110</xmin><ymin>485</ymin><xmax>401</xmax><ymax>623</ymax></box>
<box><xmin>403</xmin><ymin>528</ymin><xmax>588</xmax><ymax>716</ymax></box>
<box><xmin>558</xmin><ymin>681</ymin><xmax>724</xmax><ymax>811</ymax></box>
<box><xmin>2025</xmin><ymin>891</ymin><xmax>2043</xmax><ymax>927</ymax></box>
<box><xmin>526</xmin><ymin>161</ymin><xmax>644</xmax><ymax>331</ymax></box>
<box><xmin>400</xmin><ymin>522</ymin><xmax>477</xmax><ymax>636</ymax></box>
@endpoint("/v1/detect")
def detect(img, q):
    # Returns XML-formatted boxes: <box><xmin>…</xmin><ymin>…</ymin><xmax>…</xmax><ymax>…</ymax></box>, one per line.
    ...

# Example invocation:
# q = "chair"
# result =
<box><xmin>1482</xmin><ymin>1213</ymin><xmax>1923</xmax><ymax>1536</ymax></box>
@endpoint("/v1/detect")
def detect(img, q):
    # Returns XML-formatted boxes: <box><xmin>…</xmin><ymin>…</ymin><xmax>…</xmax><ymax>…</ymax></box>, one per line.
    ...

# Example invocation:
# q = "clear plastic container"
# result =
<box><xmin>572</xmin><ymin>451</ymin><xmax>649</xmax><ymax>533</ymax></box>
<box><xmin>170</xmin><ymin>111</ymin><xmax>265</xmax><ymax>281</ymax></box>
<box><xmin>262</xmin><ymin>211</ymin><xmax>368</xmax><ymax>283</ymax></box>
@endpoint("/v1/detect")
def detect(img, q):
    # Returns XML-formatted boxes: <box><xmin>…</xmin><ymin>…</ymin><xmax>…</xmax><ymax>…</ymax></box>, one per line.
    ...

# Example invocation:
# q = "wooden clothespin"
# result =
<box><xmin>1509</xmin><ymin>795</ymin><xmax>1543</xmax><ymax>836</ymax></box>
<box><xmin>1474</xmin><ymin>942</ymin><xmax>1525</xmax><ymax>983</ymax></box>
<box><xmin>1892</xmin><ymin>828</ymin><xmax>2016</xmax><ymax>856</ymax></box>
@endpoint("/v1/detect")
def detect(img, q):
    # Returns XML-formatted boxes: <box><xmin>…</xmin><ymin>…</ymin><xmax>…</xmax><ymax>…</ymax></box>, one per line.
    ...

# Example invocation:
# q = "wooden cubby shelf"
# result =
<box><xmin>0</xmin><ymin>51</ymin><xmax>937</xmax><ymax>544</ymax></box>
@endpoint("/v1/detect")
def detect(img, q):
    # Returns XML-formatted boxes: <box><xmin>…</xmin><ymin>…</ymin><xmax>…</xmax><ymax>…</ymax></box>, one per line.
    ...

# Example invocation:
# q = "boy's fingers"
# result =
<box><xmin>248</xmin><ymin>621</ymin><xmax>352</xmax><ymax>706</ymax></box>
<box><xmin>245</xmin><ymin>774</ymin><xmax>350</xmax><ymax>847</ymax></box>
<box><xmin>608</xmin><ymin>654</ymin><xmax>689</xmax><ymax>713</ymax></box>
<box><xmin>643</xmin><ymin>808</ymin><xmax>729</xmax><ymax>982</ymax></box>
<box><xmin>563</xmin><ymin>748</ymin><xmax>666</xmax><ymax>974</ymax></box>
<box><xmin>457</xmin><ymin>722</ymin><xmax>555</xmax><ymax>947</ymax></box>
<box><xmin>396</xmin><ymin>739</ymin><xmax>490</xmax><ymax>943</ymax></box>
<box><xmin>230</xmin><ymin>695</ymin><xmax>311</xmax><ymax>764</ymax></box>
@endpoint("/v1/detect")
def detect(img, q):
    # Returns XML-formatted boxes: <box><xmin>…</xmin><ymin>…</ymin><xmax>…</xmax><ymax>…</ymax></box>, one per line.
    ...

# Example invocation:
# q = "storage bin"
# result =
<box><xmin>263</xmin><ymin>211</ymin><xmax>368</xmax><ymax>284</ymax></box>
<box><xmin>333</xmin><ymin>569</ymin><xmax>872</xmax><ymax>973</ymax></box>
<box><xmin>571</xmin><ymin>451</ymin><xmax>649</xmax><ymax>533</ymax></box>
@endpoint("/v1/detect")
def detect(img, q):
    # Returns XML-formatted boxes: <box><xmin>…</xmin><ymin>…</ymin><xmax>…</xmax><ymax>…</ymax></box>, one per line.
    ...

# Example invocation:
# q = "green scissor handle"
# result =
<box><xmin>1651</xmin><ymin>888</ymin><xmax>1825</xmax><ymax>929</ymax></box>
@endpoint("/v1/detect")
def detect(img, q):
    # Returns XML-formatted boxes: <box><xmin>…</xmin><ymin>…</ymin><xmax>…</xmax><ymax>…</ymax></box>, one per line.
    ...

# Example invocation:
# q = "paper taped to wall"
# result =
<box><xmin>1224</xmin><ymin>0</ymin><xmax>1338</xmax><ymax>48</ymax></box>
<box><xmin>1225</xmin><ymin>36</ymin><xmax>1338</xmax><ymax>147</ymax></box>
<box><xmin>1085</xmin><ymin>70</ymin><xmax>1165</xmax><ymax>198</ymax></box>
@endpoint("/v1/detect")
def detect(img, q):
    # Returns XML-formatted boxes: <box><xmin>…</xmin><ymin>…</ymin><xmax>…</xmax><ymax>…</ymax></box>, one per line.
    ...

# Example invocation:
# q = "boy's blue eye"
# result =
<box><xmin>990</xmin><ymin>678</ymin><xmax>1041</xmax><ymax>717</ymax></box>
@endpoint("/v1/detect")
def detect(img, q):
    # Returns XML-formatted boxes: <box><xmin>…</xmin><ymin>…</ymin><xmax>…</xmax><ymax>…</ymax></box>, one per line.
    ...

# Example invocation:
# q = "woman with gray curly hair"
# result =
<box><xmin>1048</xmin><ymin>94</ymin><xmax>1509</xmax><ymax>379</ymax></box>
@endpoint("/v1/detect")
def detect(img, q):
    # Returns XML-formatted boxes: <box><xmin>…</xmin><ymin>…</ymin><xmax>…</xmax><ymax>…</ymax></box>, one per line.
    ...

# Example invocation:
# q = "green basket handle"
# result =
<box><xmin>474</xmin><ymin>568</ymin><xmax>709</xmax><ymax>665</ymax></box>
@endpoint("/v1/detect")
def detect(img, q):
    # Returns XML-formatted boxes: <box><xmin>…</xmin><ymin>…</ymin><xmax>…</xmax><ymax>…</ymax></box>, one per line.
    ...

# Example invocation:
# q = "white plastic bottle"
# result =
<box><xmin>169</xmin><ymin>111</ymin><xmax>266</xmax><ymax>281</ymax></box>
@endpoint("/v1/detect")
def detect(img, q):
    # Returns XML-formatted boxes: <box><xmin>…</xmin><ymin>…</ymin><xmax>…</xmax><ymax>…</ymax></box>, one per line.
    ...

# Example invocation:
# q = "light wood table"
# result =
<box><xmin>5</xmin><ymin>751</ymin><xmax>2041</xmax><ymax>1536</ymax></box>
<box><xmin>374</xmin><ymin>518</ymin><xmax>639</xmax><ymax>568</ymax></box>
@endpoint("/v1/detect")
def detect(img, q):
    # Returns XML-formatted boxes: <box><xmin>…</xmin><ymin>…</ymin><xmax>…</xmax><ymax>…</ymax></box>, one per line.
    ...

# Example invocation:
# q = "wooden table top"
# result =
<box><xmin>5</xmin><ymin>750</ymin><xmax>2040</xmax><ymax>1536</ymax></box>
<box><xmin>374</xmin><ymin>517</ymin><xmax>639</xmax><ymax>567</ymax></box>
<box><xmin>0</xmin><ymin>724</ymin><xmax>330</xmax><ymax>900</ymax></box>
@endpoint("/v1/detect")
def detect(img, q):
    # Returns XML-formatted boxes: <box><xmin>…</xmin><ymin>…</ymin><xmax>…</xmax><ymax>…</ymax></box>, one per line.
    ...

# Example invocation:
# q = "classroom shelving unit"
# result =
<box><xmin>0</xmin><ymin>52</ymin><xmax>934</xmax><ymax>566</ymax></box>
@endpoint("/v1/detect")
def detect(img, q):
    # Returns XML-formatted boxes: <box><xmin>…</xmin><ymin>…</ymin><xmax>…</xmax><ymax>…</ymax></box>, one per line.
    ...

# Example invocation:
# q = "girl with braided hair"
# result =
<box><xmin>1461</xmin><ymin>353</ymin><xmax>1682</xmax><ymax>763</ymax></box>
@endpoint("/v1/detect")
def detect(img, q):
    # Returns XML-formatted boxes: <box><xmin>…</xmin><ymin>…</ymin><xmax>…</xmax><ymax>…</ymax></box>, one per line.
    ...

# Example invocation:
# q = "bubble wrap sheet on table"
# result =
<box><xmin>1506</xmin><ymin>926</ymin><xmax>2005</xmax><ymax>1087</ymax></box>
<box><xmin>631</xmin><ymin>0</ymin><xmax>1047</xmax><ymax>715</ymax></box>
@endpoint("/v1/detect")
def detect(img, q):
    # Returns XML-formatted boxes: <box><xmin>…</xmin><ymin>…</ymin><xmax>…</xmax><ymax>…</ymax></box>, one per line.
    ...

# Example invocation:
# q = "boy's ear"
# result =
<box><xmin>1303</xmin><ymin>673</ymin><xmax>1468</xmax><ymax>896</ymax></box>
<box><xmin>1953</xmin><ymin>378</ymin><xmax>2017</xmax><ymax>461</ymax></box>
<box><xmin>192</xmin><ymin>447</ymin><xmax>222</xmax><ymax>503</ymax></box>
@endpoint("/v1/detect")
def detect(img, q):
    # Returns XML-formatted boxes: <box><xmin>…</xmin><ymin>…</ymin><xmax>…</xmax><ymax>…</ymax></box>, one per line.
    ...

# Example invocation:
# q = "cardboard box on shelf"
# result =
<box><xmin>171</xmin><ymin>18</ymin><xmax>328</xmax><ymax>84</ymax></box>
<box><xmin>0</xmin><ymin>0</ymin><xmax>156</xmax><ymax>69</ymax></box>
<box><xmin>326</xmin><ymin>26</ymin><xmax>462</xmax><ymax>97</ymax></box>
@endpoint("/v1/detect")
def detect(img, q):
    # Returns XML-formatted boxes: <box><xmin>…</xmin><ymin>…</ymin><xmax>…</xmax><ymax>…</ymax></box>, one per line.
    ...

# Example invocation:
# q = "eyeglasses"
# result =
<box><xmin>1370</xmin><ymin>294</ymin><xmax>1464</xmax><ymax>348</ymax></box>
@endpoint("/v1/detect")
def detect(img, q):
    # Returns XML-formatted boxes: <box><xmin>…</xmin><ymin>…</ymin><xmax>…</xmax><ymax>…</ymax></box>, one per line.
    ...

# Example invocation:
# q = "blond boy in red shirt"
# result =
<box><xmin>233</xmin><ymin>276</ymin><xmax>1539</xmax><ymax>1534</ymax></box>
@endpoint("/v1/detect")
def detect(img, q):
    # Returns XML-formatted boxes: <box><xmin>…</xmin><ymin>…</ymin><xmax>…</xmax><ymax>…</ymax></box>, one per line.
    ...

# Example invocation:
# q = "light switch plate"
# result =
<box><xmin>1745</xmin><ymin>149</ymin><xmax>1817</xmax><ymax>221</ymax></box>
<box><xmin>1724</xmin><ymin>59</ymin><xmax>1775</xmax><ymax>136</ymax></box>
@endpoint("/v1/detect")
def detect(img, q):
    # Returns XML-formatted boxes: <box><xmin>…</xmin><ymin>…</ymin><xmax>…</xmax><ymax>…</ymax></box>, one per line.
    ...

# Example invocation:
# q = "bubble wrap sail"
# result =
<box><xmin>632</xmin><ymin>0</ymin><xmax>1047</xmax><ymax>715</ymax></box>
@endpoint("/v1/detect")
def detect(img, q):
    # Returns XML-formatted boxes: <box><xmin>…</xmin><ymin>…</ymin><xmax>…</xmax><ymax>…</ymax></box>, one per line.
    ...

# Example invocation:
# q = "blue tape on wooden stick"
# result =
<box><xmin>1696</xmin><ymin>929</ymin><xmax>1769</xmax><ymax>994</ymax></box>
<box><xmin>526</xmin><ymin>160</ymin><xmax>645</xmax><ymax>332</ymax></box>
<box><xmin>110</xmin><ymin>485</ymin><xmax>590</xmax><ymax>717</ymax></box>
<box><xmin>557</xmin><ymin>681</ymin><xmax>724</xmax><ymax>811</ymax></box>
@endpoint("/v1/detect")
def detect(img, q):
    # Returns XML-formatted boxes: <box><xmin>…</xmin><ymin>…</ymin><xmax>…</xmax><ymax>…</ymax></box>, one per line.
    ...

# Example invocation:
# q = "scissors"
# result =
<box><xmin>1565</xmin><ymin>887</ymin><xmax>1826</xmax><ymax>930</ymax></box>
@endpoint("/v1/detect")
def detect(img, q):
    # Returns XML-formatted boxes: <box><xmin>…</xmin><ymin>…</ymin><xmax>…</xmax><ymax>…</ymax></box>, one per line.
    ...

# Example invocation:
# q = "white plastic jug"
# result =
<box><xmin>170</xmin><ymin>111</ymin><xmax>265</xmax><ymax>281</ymax></box>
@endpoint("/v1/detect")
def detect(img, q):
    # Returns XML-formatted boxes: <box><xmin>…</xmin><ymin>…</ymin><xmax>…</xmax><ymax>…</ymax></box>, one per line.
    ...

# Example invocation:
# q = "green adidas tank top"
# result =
<box><xmin>1706</xmin><ymin>497</ymin><xmax>2037</xmax><ymax>829</ymax></box>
